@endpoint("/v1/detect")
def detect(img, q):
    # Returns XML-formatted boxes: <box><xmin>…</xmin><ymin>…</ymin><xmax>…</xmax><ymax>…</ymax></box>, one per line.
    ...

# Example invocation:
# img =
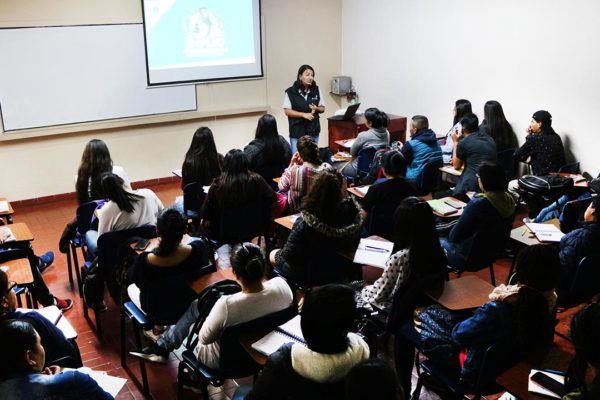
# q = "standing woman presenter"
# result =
<box><xmin>283</xmin><ymin>64</ymin><xmax>325</xmax><ymax>153</ymax></box>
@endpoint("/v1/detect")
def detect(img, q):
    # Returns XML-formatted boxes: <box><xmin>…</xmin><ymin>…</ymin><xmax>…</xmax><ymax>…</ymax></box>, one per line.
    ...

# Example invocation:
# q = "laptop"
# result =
<box><xmin>329</xmin><ymin>103</ymin><xmax>361</xmax><ymax>121</ymax></box>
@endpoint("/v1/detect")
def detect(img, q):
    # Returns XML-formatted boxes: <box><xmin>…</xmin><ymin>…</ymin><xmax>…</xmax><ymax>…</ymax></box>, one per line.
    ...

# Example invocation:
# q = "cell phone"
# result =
<box><xmin>444</xmin><ymin>199</ymin><xmax>464</xmax><ymax>209</ymax></box>
<box><xmin>530</xmin><ymin>371</ymin><xmax>565</xmax><ymax>397</ymax></box>
<box><xmin>133</xmin><ymin>238</ymin><xmax>150</xmax><ymax>251</ymax></box>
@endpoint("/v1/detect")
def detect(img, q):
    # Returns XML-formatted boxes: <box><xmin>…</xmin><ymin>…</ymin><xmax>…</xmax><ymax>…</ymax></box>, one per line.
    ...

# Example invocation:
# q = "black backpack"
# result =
<box><xmin>517</xmin><ymin>174</ymin><xmax>574</xmax><ymax>197</ymax></box>
<box><xmin>82</xmin><ymin>257</ymin><xmax>103</xmax><ymax>308</ymax></box>
<box><xmin>184</xmin><ymin>279</ymin><xmax>242</xmax><ymax>350</ymax></box>
<box><xmin>108</xmin><ymin>237</ymin><xmax>140</xmax><ymax>305</ymax></box>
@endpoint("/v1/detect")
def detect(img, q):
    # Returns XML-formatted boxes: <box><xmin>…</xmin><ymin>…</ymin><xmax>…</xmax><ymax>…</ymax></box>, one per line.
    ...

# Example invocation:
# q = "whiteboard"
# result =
<box><xmin>0</xmin><ymin>24</ymin><xmax>197</xmax><ymax>131</ymax></box>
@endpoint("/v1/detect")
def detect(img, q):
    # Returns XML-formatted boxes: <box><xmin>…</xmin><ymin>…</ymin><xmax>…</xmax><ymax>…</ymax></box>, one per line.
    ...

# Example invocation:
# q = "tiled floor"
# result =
<box><xmin>9</xmin><ymin>182</ymin><xmax>580</xmax><ymax>399</ymax></box>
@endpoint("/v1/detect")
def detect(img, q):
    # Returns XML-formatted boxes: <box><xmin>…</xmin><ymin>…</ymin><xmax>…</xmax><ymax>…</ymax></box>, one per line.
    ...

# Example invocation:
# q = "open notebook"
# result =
<box><xmin>251</xmin><ymin>315</ymin><xmax>305</xmax><ymax>356</ymax></box>
<box><xmin>427</xmin><ymin>199</ymin><xmax>459</xmax><ymax>216</ymax></box>
<box><xmin>0</xmin><ymin>200</ymin><xmax>9</xmax><ymax>212</ymax></box>
<box><xmin>353</xmin><ymin>238</ymin><xmax>394</xmax><ymax>268</ymax></box>
<box><xmin>525</xmin><ymin>222</ymin><xmax>565</xmax><ymax>243</ymax></box>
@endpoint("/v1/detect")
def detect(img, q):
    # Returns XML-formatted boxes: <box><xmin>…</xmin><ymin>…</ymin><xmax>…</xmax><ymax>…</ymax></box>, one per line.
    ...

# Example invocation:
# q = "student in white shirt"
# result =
<box><xmin>130</xmin><ymin>242</ymin><xmax>294</xmax><ymax>368</ymax></box>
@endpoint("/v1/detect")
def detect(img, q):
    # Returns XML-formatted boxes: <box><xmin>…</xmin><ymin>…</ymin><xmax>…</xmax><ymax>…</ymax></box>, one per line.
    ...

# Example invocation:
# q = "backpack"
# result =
<box><xmin>107</xmin><ymin>237</ymin><xmax>140</xmax><ymax>305</ymax></box>
<box><xmin>184</xmin><ymin>279</ymin><xmax>242</xmax><ymax>351</ymax></box>
<box><xmin>82</xmin><ymin>257</ymin><xmax>104</xmax><ymax>308</ymax></box>
<box><xmin>356</xmin><ymin>147</ymin><xmax>388</xmax><ymax>185</ymax></box>
<box><xmin>517</xmin><ymin>174</ymin><xmax>574</xmax><ymax>197</ymax></box>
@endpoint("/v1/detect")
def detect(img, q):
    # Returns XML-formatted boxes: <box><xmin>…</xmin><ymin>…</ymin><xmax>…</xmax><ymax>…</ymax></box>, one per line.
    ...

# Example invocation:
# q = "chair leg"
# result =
<box><xmin>132</xmin><ymin>321</ymin><xmax>150</xmax><ymax>396</ymax></box>
<box><xmin>72</xmin><ymin>245</ymin><xmax>83</xmax><ymax>297</ymax></box>
<box><xmin>120</xmin><ymin>311</ymin><xmax>127</xmax><ymax>367</ymax></box>
<box><xmin>66</xmin><ymin>246</ymin><xmax>74</xmax><ymax>287</ymax></box>
<box><xmin>489</xmin><ymin>263</ymin><xmax>496</xmax><ymax>286</ymax></box>
<box><xmin>94</xmin><ymin>305</ymin><xmax>103</xmax><ymax>340</ymax></box>
<box><xmin>506</xmin><ymin>256</ymin><xmax>517</xmax><ymax>284</ymax></box>
<box><xmin>177</xmin><ymin>363</ymin><xmax>186</xmax><ymax>400</ymax></box>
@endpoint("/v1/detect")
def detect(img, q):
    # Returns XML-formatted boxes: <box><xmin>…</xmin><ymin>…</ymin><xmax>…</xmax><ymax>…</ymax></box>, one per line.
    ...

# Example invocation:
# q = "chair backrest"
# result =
<box><xmin>464</xmin><ymin>220</ymin><xmax>512</xmax><ymax>272</ymax></box>
<box><xmin>75</xmin><ymin>200</ymin><xmax>104</xmax><ymax>234</ymax></box>
<box><xmin>355</xmin><ymin>146</ymin><xmax>378</xmax><ymax>175</ymax></box>
<box><xmin>497</xmin><ymin>148</ymin><xmax>517</xmax><ymax>179</ymax></box>
<box><xmin>367</xmin><ymin>203</ymin><xmax>398</xmax><ymax>240</ymax></box>
<box><xmin>570</xmin><ymin>253</ymin><xmax>600</xmax><ymax>303</ymax></box>
<box><xmin>560</xmin><ymin>196</ymin><xmax>593</xmax><ymax>234</ymax></box>
<box><xmin>217</xmin><ymin>199</ymin><xmax>270</xmax><ymax>244</ymax></box>
<box><xmin>558</xmin><ymin>161</ymin><xmax>580</xmax><ymax>174</ymax></box>
<box><xmin>183</xmin><ymin>182</ymin><xmax>205</xmax><ymax>217</ymax></box>
<box><xmin>417</xmin><ymin>156</ymin><xmax>443</xmax><ymax>195</ymax></box>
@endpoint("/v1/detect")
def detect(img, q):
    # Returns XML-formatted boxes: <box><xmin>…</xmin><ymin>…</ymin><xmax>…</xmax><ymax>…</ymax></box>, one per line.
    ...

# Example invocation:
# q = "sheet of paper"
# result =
<box><xmin>0</xmin><ymin>200</ymin><xmax>9</xmax><ymax>212</ymax></box>
<box><xmin>21</xmin><ymin>306</ymin><xmax>78</xmax><ymax>340</ymax></box>
<box><xmin>75</xmin><ymin>368</ymin><xmax>127</xmax><ymax>397</ymax></box>
<box><xmin>525</xmin><ymin>222</ymin><xmax>565</xmax><ymax>243</ymax></box>
<box><xmin>343</xmin><ymin>139</ymin><xmax>356</xmax><ymax>148</ymax></box>
<box><xmin>528</xmin><ymin>369</ymin><xmax>564</xmax><ymax>398</ymax></box>
<box><xmin>353</xmin><ymin>238</ymin><xmax>394</xmax><ymax>268</ymax></box>
<box><xmin>356</xmin><ymin>186</ymin><xmax>369</xmax><ymax>195</ymax></box>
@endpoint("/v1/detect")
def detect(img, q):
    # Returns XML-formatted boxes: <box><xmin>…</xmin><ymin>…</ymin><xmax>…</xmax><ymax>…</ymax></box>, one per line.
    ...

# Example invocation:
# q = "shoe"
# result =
<box><xmin>38</xmin><ymin>251</ymin><xmax>55</xmax><ymax>273</ymax></box>
<box><xmin>143</xmin><ymin>328</ymin><xmax>164</xmax><ymax>343</ymax></box>
<box><xmin>130</xmin><ymin>344</ymin><xmax>169</xmax><ymax>364</ymax></box>
<box><xmin>54</xmin><ymin>297</ymin><xmax>73</xmax><ymax>312</ymax></box>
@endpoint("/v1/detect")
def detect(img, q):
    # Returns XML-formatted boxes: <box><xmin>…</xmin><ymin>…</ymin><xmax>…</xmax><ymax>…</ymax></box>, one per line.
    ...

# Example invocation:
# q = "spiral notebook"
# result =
<box><xmin>251</xmin><ymin>315</ymin><xmax>305</xmax><ymax>356</ymax></box>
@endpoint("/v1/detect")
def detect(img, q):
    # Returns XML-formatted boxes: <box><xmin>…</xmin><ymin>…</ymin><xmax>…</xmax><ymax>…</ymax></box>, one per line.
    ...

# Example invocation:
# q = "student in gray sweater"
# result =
<box><xmin>336</xmin><ymin>107</ymin><xmax>390</xmax><ymax>177</ymax></box>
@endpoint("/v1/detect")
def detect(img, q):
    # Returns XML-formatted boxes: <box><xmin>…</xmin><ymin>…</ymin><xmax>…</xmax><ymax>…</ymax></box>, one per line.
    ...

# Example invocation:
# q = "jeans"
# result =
<box><xmin>158</xmin><ymin>299</ymin><xmax>199</xmax><ymax>351</ymax></box>
<box><xmin>440</xmin><ymin>237</ymin><xmax>472</xmax><ymax>271</ymax></box>
<box><xmin>290</xmin><ymin>135</ymin><xmax>319</xmax><ymax>154</ymax></box>
<box><xmin>85</xmin><ymin>230</ymin><xmax>98</xmax><ymax>257</ymax></box>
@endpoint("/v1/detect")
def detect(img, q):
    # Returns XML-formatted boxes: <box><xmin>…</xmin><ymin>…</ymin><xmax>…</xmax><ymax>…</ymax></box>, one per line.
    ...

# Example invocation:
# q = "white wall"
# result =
<box><xmin>0</xmin><ymin>0</ymin><xmax>342</xmax><ymax>200</ymax></box>
<box><xmin>342</xmin><ymin>0</ymin><xmax>600</xmax><ymax>174</ymax></box>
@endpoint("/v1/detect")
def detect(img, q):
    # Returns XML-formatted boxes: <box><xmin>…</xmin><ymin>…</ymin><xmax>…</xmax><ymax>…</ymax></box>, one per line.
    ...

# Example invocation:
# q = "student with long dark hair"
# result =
<box><xmin>181</xmin><ymin>126</ymin><xmax>223</xmax><ymax>189</ymax></box>
<box><xmin>564</xmin><ymin>303</ymin><xmax>600</xmax><ymax>400</ymax></box>
<box><xmin>480</xmin><ymin>100</ymin><xmax>518</xmax><ymax>152</ymax></box>
<box><xmin>244</xmin><ymin>114</ymin><xmax>292</xmax><ymax>189</ymax></box>
<box><xmin>0</xmin><ymin>320</ymin><xmax>113</xmax><ymax>399</ymax></box>
<box><xmin>131</xmin><ymin>243</ymin><xmax>293</xmax><ymax>367</ymax></box>
<box><xmin>337</xmin><ymin>107</ymin><xmax>390</xmax><ymax>177</ymax></box>
<box><xmin>358</xmin><ymin>197</ymin><xmax>447</xmax><ymax>311</ymax></box>
<box><xmin>441</xmin><ymin>99</ymin><xmax>472</xmax><ymax>164</ymax></box>
<box><xmin>278</xmin><ymin>135</ymin><xmax>331</xmax><ymax>214</ymax></box>
<box><xmin>345</xmin><ymin>359</ymin><xmax>404</xmax><ymax>400</ymax></box>
<box><xmin>85</xmin><ymin>173</ymin><xmax>163</xmax><ymax>255</ymax></box>
<box><xmin>514</xmin><ymin>110</ymin><xmax>566</xmax><ymax>175</ymax></box>
<box><xmin>283</xmin><ymin>64</ymin><xmax>325</xmax><ymax>153</ymax></box>
<box><xmin>75</xmin><ymin>139</ymin><xmax>131</xmax><ymax>204</ymax></box>
<box><xmin>128</xmin><ymin>208</ymin><xmax>210</xmax><ymax>332</ymax></box>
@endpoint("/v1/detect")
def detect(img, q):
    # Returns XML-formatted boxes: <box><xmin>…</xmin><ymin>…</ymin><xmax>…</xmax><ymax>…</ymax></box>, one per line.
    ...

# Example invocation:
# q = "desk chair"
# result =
<box><xmin>366</xmin><ymin>203</ymin><xmax>397</xmax><ymax>240</ymax></box>
<box><xmin>558</xmin><ymin>161</ymin><xmax>580</xmax><ymax>174</ymax></box>
<box><xmin>417</xmin><ymin>156</ymin><xmax>443</xmax><ymax>196</ymax></box>
<box><xmin>567</xmin><ymin>254</ymin><xmax>600</xmax><ymax>306</ymax></box>
<box><xmin>0</xmin><ymin>248</ymin><xmax>36</xmax><ymax>308</ymax></box>
<box><xmin>183</xmin><ymin>182</ymin><xmax>205</xmax><ymax>234</ymax></box>
<box><xmin>177</xmin><ymin>305</ymin><xmax>297</xmax><ymax>400</ymax></box>
<box><xmin>68</xmin><ymin>200</ymin><xmax>103</xmax><ymax>296</ymax></box>
<box><xmin>560</xmin><ymin>196</ymin><xmax>593</xmax><ymax>234</ymax></box>
<box><xmin>497</xmin><ymin>148</ymin><xmax>517</xmax><ymax>180</ymax></box>
<box><xmin>346</xmin><ymin>146</ymin><xmax>378</xmax><ymax>185</ymax></box>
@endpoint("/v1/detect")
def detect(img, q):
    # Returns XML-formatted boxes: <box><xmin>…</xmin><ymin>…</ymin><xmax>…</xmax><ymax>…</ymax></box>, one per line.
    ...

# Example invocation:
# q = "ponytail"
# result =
<box><xmin>231</xmin><ymin>242</ymin><xmax>265</xmax><ymax>283</ymax></box>
<box><xmin>152</xmin><ymin>208</ymin><xmax>186</xmax><ymax>257</ymax></box>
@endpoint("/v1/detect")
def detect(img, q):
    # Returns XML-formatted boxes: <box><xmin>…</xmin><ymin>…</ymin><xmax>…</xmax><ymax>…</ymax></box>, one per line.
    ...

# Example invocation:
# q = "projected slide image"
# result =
<box><xmin>144</xmin><ymin>0</ymin><xmax>255</xmax><ymax>70</ymax></box>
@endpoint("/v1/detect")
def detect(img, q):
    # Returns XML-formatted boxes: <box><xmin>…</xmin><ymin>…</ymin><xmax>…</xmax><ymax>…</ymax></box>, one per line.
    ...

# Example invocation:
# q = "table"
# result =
<box><xmin>274</xmin><ymin>213</ymin><xmax>300</xmax><ymax>230</ymax></box>
<box><xmin>510</xmin><ymin>218</ymin><xmax>561</xmax><ymax>247</ymax></box>
<box><xmin>189</xmin><ymin>267</ymin><xmax>236</xmax><ymax>294</ymax></box>
<box><xmin>328</xmin><ymin>114</ymin><xmax>407</xmax><ymax>153</ymax></box>
<box><xmin>425</xmin><ymin>275</ymin><xmax>494</xmax><ymax>310</ymax></box>
<box><xmin>239</xmin><ymin>326</ymin><xmax>271</xmax><ymax>366</ymax></box>
<box><xmin>347</xmin><ymin>185</ymin><xmax>370</xmax><ymax>198</ymax></box>
<box><xmin>439</xmin><ymin>165</ymin><xmax>462</xmax><ymax>177</ymax></box>
<box><xmin>497</xmin><ymin>345</ymin><xmax>574</xmax><ymax>399</ymax></box>
<box><xmin>0</xmin><ymin>222</ymin><xmax>34</xmax><ymax>242</ymax></box>
<box><xmin>0</xmin><ymin>197</ymin><xmax>14</xmax><ymax>224</ymax></box>
<box><xmin>2</xmin><ymin>257</ymin><xmax>34</xmax><ymax>285</ymax></box>
<box><xmin>334</xmin><ymin>139</ymin><xmax>355</xmax><ymax>149</ymax></box>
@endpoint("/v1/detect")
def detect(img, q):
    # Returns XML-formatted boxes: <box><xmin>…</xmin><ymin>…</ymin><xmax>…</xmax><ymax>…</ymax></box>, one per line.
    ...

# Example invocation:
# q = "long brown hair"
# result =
<box><xmin>301</xmin><ymin>169</ymin><xmax>344</xmax><ymax>225</ymax></box>
<box><xmin>76</xmin><ymin>139</ymin><xmax>113</xmax><ymax>204</ymax></box>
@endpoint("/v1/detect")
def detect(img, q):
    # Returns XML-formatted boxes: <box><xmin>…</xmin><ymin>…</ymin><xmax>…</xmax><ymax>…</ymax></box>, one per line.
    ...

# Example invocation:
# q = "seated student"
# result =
<box><xmin>449</xmin><ymin>113</ymin><xmax>497</xmax><ymax>200</ymax></box>
<box><xmin>85</xmin><ymin>173</ymin><xmax>164</xmax><ymax>255</ymax></box>
<box><xmin>400</xmin><ymin>115</ymin><xmax>442</xmax><ymax>182</ymax></box>
<box><xmin>479</xmin><ymin>100</ymin><xmax>518</xmax><ymax>152</ymax></box>
<box><xmin>360</xmin><ymin>150</ymin><xmax>418</xmax><ymax>237</ymax></box>
<box><xmin>514</xmin><ymin>110</ymin><xmax>566</xmax><ymax>176</ymax></box>
<box><xmin>201</xmin><ymin>149</ymin><xmax>276</xmax><ymax>267</ymax></box>
<box><xmin>127</xmin><ymin>208</ymin><xmax>210</xmax><ymax>333</ymax></box>
<box><xmin>563</xmin><ymin>303</ymin><xmax>600</xmax><ymax>400</ymax></box>
<box><xmin>557</xmin><ymin>196</ymin><xmax>600</xmax><ymax>305</ymax></box>
<box><xmin>441</xmin><ymin>163</ymin><xmax>515</xmax><ymax>270</ymax></box>
<box><xmin>358</xmin><ymin>197</ymin><xmax>447</xmax><ymax>311</ymax></box>
<box><xmin>0</xmin><ymin>270</ymin><xmax>79</xmax><ymax>365</ymax></box>
<box><xmin>440</xmin><ymin>99</ymin><xmax>472</xmax><ymax>165</ymax></box>
<box><xmin>395</xmin><ymin>245</ymin><xmax>559</xmax><ymax>395</ymax></box>
<box><xmin>239</xmin><ymin>284</ymin><xmax>370</xmax><ymax>400</ymax></box>
<box><xmin>0</xmin><ymin>234</ymin><xmax>72</xmax><ymax>311</ymax></box>
<box><xmin>270</xmin><ymin>170</ymin><xmax>364</xmax><ymax>285</ymax></box>
<box><xmin>244</xmin><ymin>114</ymin><xmax>292</xmax><ymax>190</ymax></box>
<box><xmin>174</xmin><ymin>127</ymin><xmax>223</xmax><ymax>212</ymax></box>
<box><xmin>75</xmin><ymin>138</ymin><xmax>131</xmax><ymax>205</ymax></box>
<box><xmin>130</xmin><ymin>243</ymin><xmax>293</xmax><ymax>367</ymax></box>
<box><xmin>0</xmin><ymin>320</ymin><xmax>113</xmax><ymax>399</ymax></box>
<box><xmin>278</xmin><ymin>135</ymin><xmax>331</xmax><ymax>214</ymax></box>
<box><xmin>337</xmin><ymin>107</ymin><xmax>390</xmax><ymax>177</ymax></box>
<box><xmin>345</xmin><ymin>359</ymin><xmax>404</xmax><ymax>400</ymax></box>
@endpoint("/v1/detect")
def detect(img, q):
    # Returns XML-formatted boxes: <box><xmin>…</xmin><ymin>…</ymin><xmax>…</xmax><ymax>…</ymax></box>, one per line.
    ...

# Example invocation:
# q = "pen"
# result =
<box><xmin>365</xmin><ymin>245</ymin><xmax>389</xmax><ymax>253</ymax></box>
<box><xmin>54</xmin><ymin>312</ymin><xmax>63</xmax><ymax>325</ymax></box>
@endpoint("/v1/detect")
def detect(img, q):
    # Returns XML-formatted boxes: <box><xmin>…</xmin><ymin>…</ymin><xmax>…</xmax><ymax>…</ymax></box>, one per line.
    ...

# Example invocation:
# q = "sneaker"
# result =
<box><xmin>38</xmin><ymin>251</ymin><xmax>55</xmax><ymax>273</ymax></box>
<box><xmin>54</xmin><ymin>297</ymin><xmax>73</xmax><ymax>312</ymax></box>
<box><xmin>130</xmin><ymin>344</ymin><xmax>169</xmax><ymax>364</ymax></box>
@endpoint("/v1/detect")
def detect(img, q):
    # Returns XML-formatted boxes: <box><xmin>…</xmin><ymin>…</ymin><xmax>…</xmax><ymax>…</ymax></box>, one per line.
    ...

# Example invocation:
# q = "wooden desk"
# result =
<box><xmin>274</xmin><ymin>213</ymin><xmax>300</xmax><ymax>231</ymax></box>
<box><xmin>2</xmin><ymin>257</ymin><xmax>34</xmax><ymax>285</ymax></box>
<box><xmin>510</xmin><ymin>218</ymin><xmax>561</xmax><ymax>247</ymax></box>
<box><xmin>439</xmin><ymin>165</ymin><xmax>462</xmax><ymax>177</ymax></box>
<box><xmin>328</xmin><ymin>114</ymin><xmax>407</xmax><ymax>153</ymax></box>
<box><xmin>0</xmin><ymin>197</ymin><xmax>14</xmax><ymax>224</ymax></box>
<box><xmin>425</xmin><ymin>275</ymin><xmax>494</xmax><ymax>310</ymax></box>
<box><xmin>334</xmin><ymin>139</ymin><xmax>355</xmax><ymax>149</ymax></box>
<box><xmin>239</xmin><ymin>326</ymin><xmax>271</xmax><ymax>366</ymax></box>
<box><xmin>347</xmin><ymin>185</ymin><xmax>370</xmax><ymax>198</ymax></box>
<box><xmin>189</xmin><ymin>267</ymin><xmax>235</xmax><ymax>294</ymax></box>
<box><xmin>133</xmin><ymin>235</ymin><xmax>192</xmax><ymax>254</ymax></box>
<box><xmin>1</xmin><ymin>223</ymin><xmax>34</xmax><ymax>242</ymax></box>
<box><xmin>497</xmin><ymin>345</ymin><xmax>574</xmax><ymax>399</ymax></box>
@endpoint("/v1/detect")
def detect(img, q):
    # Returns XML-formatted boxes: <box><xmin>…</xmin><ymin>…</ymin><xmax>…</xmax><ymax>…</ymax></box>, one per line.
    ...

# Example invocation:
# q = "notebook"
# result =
<box><xmin>353</xmin><ymin>238</ymin><xmax>394</xmax><ymax>268</ymax></box>
<box><xmin>355</xmin><ymin>186</ymin><xmax>370</xmax><ymax>195</ymax></box>
<box><xmin>0</xmin><ymin>227</ymin><xmax>16</xmax><ymax>242</ymax></box>
<box><xmin>251</xmin><ymin>315</ymin><xmax>305</xmax><ymax>356</ymax></box>
<box><xmin>427</xmin><ymin>199</ymin><xmax>459</xmax><ymax>216</ymax></box>
<box><xmin>64</xmin><ymin>367</ymin><xmax>127</xmax><ymax>397</ymax></box>
<box><xmin>525</xmin><ymin>222</ymin><xmax>564</xmax><ymax>243</ymax></box>
<box><xmin>0</xmin><ymin>201</ymin><xmax>9</xmax><ymax>212</ymax></box>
